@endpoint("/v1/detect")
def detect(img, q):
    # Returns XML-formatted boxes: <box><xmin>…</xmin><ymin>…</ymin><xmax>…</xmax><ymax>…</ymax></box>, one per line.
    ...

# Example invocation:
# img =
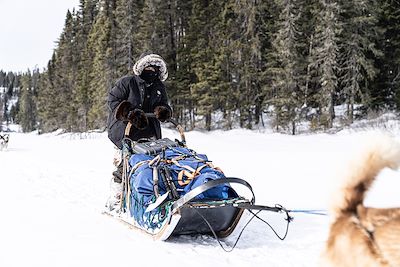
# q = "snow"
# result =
<box><xmin>1</xmin><ymin>123</ymin><xmax>21</xmax><ymax>133</ymax></box>
<box><xmin>1</xmin><ymin>126</ymin><xmax>400</xmax><ymax>267</ymax></box>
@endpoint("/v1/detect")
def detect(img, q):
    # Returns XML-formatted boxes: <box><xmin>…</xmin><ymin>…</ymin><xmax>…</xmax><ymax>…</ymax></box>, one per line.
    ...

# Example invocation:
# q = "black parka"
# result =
<box><xmin>107</xmin><ymin>75</ymin><xmax>172</xmax><ymax>149</ymax></box>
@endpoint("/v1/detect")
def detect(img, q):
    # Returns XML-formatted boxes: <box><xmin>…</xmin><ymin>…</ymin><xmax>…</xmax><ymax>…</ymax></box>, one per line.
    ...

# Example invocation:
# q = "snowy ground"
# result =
<box><xmin>1</xmin><ymin>126</ymin><xmax>399</xmax><ymax>267</ymax></box>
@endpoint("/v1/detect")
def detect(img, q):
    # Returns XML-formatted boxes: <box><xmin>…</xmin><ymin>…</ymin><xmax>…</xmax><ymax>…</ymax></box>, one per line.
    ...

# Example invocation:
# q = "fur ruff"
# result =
<box><xmin>320</xmin><ymin>132</ymin><xmax>400</xmax><ymax>267</ymax></box>
<box><xmin>133</xmin><ymin>54</ymin><xmax>168</xmax><ymax>81</ymax></box>
<box><xmin>114</xmin><ymin>101</ymin><xmax>148</xmax><ymax>129</ymax></box>
<box><xmin>115</xmin><ymin>101</ymin><xmax>133</xmax><ymax>121</ymax></box>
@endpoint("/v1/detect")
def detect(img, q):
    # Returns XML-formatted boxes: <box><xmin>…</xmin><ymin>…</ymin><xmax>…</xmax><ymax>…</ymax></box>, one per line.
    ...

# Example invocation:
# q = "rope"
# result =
<box><xmin>247</xmin><ymin>208</ymin><xmax>292</xmax><ymax>241</ymax></box>
<box><xmin>289</xmin><ymin>209</ymin><xmax>328</xmax><ymax>216</ymax></box>
<box><xmin>189</xmin><ymin>203</ymin><xmax>293</xmax><ymax>252</ymax></box>
<box><xmin>189</xmin><ymin>204</ymin><xmax>261</xmax><ymax>252</ymax></box>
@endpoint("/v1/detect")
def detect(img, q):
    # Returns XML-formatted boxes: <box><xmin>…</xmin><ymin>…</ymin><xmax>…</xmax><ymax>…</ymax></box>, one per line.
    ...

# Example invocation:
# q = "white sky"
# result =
<box><xmin>0</xmin><ymin>0</ymin><xmax>80</xmax><ymax>72</ymax></box>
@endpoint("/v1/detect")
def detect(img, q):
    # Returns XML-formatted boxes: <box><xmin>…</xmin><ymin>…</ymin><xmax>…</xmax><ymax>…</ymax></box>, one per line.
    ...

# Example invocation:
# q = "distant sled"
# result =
<box><xmin>104</xmin><ymin>114</ymin><xmax>292</xmax><ymax>246</ymax></box>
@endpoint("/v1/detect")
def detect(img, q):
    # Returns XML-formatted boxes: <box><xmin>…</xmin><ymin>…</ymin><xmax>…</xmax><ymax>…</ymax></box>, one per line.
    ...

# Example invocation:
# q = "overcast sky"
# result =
<box><xmin>0</xmin><ymin>0</ymin><xmax>80</xmax><ymax>73</ymax></box>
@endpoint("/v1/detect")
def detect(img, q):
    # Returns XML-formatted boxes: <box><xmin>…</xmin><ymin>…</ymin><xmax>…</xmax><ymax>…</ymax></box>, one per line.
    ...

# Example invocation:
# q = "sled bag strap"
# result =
<box><xmin>152</xmin><ymin>166</ymin><xmax>160</xmax><ymax>197</ymax></box>
<box><xmin>128</xmin><ymin>160</ymin><xmax>150</xmax><ymax>178</ymax></box>
<box><xmin>177</xmin><ymin>164</ymin><xmax>210</xmax><ymax>186</ymax></box>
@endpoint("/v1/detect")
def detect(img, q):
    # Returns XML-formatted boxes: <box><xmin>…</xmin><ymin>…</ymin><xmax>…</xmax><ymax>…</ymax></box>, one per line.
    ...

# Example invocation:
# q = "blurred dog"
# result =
<box><xmin>0</xmin><ymin>134</ymin><xmax>9</xmax><ymax>151</ymax></box>
<box><xmin>321</xmin><ymin>133</ymin><xmax>400</xmax><ymax>267</ymax></box>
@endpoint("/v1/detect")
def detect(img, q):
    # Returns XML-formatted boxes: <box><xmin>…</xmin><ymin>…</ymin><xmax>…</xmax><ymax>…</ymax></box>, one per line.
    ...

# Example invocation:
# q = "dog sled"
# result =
<box><xmin>105</xmin><ymin>114</ymin><xmax>292</xmax><ymax>246</ymax></box>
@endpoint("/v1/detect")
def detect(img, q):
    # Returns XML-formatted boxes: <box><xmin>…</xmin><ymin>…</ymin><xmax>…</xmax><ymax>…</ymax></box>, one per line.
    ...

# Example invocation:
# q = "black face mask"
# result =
<box><xmin>140</xmin><ymin>69</ymin><xmax>159</xmax><ymax>83</ymax></box>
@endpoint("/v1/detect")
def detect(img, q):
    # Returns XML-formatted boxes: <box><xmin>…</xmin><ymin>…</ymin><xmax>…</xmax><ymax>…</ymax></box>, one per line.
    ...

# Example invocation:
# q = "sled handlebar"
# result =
<box><xmin>124</xmin><ymin>113</ymin><xmax>186</xmax><ymax>144</ymax></box>
<box><xmin>145</xmin><ymin>113</ymin><xmax>186</xmax><ymax>144</ymax></box>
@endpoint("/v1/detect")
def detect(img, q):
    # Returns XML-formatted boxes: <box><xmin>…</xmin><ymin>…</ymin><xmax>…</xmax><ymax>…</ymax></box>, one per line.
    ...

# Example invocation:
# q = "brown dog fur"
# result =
<box><xmin>321</xmin><ymin>133</ymin><xmax>400</xmax><ymax>267</ymax></box>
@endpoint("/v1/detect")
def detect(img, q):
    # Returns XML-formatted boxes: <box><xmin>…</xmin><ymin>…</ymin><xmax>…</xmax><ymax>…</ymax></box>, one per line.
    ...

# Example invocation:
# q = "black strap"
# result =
<box><xmin>161</xmin><ymin>166</ymin><xmax>179</xmax><ymax>199</ymax></box>
<box><xmin>171</xmin><ymin>177</ymin><xmax>255</xmax><ymax>212</ymax></box>
<box><xmin>189</xmin><ymin>202</ymin><xmax>293</xmax><ymax>252</ymax></box>
<box><xmin>233</xmin><ymin>203</ymin><xmax>288</xmax><ymax>213</ymax></box>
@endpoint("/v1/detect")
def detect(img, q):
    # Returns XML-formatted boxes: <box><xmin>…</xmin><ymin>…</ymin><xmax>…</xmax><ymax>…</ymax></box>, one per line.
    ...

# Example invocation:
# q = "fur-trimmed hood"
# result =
<box><xmin>133</xmin><ymin>53</ymin><xmax>168</xmax><ymax>82</ymax></box>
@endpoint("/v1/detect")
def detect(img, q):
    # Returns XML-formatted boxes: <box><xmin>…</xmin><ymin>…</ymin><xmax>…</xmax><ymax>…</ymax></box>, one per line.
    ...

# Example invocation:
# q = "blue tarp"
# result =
<box><xmin>129</xmin><ymin>147</ymin><xmax>237</xmax><ymax>203</ymax></box>
<box><xmin>128</xmin><ymin>147</ymin><xmax>238</xmax><ymax>227</ymax></box>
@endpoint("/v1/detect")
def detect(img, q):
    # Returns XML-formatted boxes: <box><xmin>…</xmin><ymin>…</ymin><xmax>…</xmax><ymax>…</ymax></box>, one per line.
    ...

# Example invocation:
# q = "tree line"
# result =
<box><xmin>2</xmin><ymin>0</ymin><xmax>400</xmax><ymax>134</ymax></box>
<box><xmin>0</xmin><ymin>71</ymin><xmax>22</xmax><ymax>131</ymax></box>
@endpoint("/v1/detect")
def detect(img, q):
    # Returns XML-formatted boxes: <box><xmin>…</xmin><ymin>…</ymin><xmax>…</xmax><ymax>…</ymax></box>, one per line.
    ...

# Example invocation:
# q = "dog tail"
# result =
<box><xmin>331</xmin><ymin>132</ymin><xmax>400</xmax><ymax>217</ymax></box>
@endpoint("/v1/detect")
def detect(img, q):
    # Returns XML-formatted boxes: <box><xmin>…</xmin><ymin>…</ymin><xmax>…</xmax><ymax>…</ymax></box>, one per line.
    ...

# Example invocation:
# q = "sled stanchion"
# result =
<box><xmin>120</xmin><ymin>148</ymin><xmax>131</xmax><ymax>212</ymax></box>
<box><xmin>167</xmin><ymin>119</ymin><xmax>186</xmax><ymax>144</ymax></box>
<box><xmin>124</xmin><ymin>121</ymin><xmax>133</xmax><ymax>137</ymax></box>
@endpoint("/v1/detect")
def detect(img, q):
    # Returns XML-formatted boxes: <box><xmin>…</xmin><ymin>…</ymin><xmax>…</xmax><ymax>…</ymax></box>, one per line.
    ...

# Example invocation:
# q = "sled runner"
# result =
<box><xmin>105</xmin><ymin>114</ymin><xmax>293</xmax><ymax>246</ymax></box>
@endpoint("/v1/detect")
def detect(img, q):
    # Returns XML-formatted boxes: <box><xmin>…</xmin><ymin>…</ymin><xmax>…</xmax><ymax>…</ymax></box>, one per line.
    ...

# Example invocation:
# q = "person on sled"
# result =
<box><xmin>106</xmin><ymin>52</ymin><xmax>172</xmax><ymax>211</ymax></box>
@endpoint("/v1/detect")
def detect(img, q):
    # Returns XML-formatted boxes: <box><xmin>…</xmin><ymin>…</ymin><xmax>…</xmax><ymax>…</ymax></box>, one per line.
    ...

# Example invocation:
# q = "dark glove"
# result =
<box><xmin>127</xmin><ymin>109</ymin><xmax>148</xmax><ymax>129</ymax></box>
<box><xmin>154</xmin><ymin>106</ymin><xmax>171</xmax><ymax>122</ymax></box>
<box><xmin>115</xmin><ymin>101</ymin><xmax>133</xmax><ymax>121</ymax></box>
<box><xmin>115</xmin><ymin>101</ymin><xmax>148</xmax><ymax>129</ymax></box>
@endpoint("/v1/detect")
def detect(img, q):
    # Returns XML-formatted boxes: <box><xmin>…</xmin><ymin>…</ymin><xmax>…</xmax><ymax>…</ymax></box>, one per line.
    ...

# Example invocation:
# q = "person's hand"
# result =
<box><xmin>115</xmin><ymin>101</ymin><xmax>148</xmax><ymax>129</ymax></box>
<box><xmin>127</xmin><ymin>109</ymin><xmax>148</xmax><ymax>129</ymax></box>
<box><xmin>115</xmin><ymin>101</ymin><xmax>133</xmax><ymax>121</ymax></box>
<box><xmin>154</xmin><ymin>106</ymin><xmax>171</xmax><ymax>122</ymax></box>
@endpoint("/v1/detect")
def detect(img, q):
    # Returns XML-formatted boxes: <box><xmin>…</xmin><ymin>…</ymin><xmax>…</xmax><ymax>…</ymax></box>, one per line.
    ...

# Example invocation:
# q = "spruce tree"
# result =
<box><xmin>137</xmin><ymin>0</ymin><xmax>180</xmax><ymax>123</ymax></box>
<box><xmin>0</xmin><ymin>89</ymin><xmax>3</xmax><ymax>130</ymax></box>
<box><xmin>55</xmin><ymin>10</ymin><xmax>80</xmax><ymax>131</ymax></box>
<box><xmin>226</xmin><ymin>0</ymin><xmax>261</xmax><ymax>129</ymax></box>
<box><xmin>37</xmin><ymin>9</ymin><xmax>80</xmax><ymax>132</ymax></box>
<box><xmin>310</xmin><ymin>0</ymin><xmax>341</xmax><ymax>129</ymax></box>
<box><xmin>171</xmin><ymin>0</ymin><xmax>195</xmax><ymax>129</ymax></box>
<box><xmin>228</xmin><ymin>0</ymin><xmax>278</xmax><ymax>129</ymax></box>
<box><xmin>86</xmin><ymin>0</ymin><xmax>116</xmax><ymax>129</ymax></box>
<box><xmin>18</xmin><ymin>71</ymin><xmax>37</xmax><ymax>132</ymax></box>
<box><xmin>115</xmin><ymin>0</ymin><xmax>143</xmax><ymax>75</ymax></box>
<box><xmin>255</xmin><ymin>1</ymin><xmax>277</xmax><ymax>128</ymax></box>
<box><xmin>137</xmin><ymin>0</ymin><xmax>175</xmax><ymax>61</ymax></box>
<box><xmin>187</xmin><ymin>0</ymin><xmax>224</xmax><ymax>130</ymax></box>
<box><xmin>268</xmin><ymin>0</ymin><xmax>305</xmax><ymax>134</ymax></box>
<box><xmin>6</xmin><ymin>72</ymin><xmax>16</xmax><ymax>97</ymax></box>
<box><xmin>37</xmin><ymin>55</ymin><xmax>60</xmax><ymax>132</ymax></box>
<box><xmin>371</xmin><ymin>0</ymin><xmax>400</xmax><ymax>111</ymax></box>
<box><xmin>211</xmin><ymin>1</ymin><xmax>236</xmax><ymax>129</ymax></box>
<box><xmin>0</xmin><ymin>79</ymin><xmax>8</xmax><ymax>124</ymax></box>
<box><xmin>339</xmin><ymin>0</ymin><xmax>383</xmax><ymax>123</ymax></box>
<box><xmin>0</xmin><ymin>71</ymin><xmax>5</xmax><ymax>87</ymax></box>
<box><xmin>7</xmin><ymin>73</ymin><xmax>20</xmax><ymax>124</ymax></box>
<box><xmin>75</xmin><ymin>0</ymin><xmax>99</xmax><ymax>131</ymax></box>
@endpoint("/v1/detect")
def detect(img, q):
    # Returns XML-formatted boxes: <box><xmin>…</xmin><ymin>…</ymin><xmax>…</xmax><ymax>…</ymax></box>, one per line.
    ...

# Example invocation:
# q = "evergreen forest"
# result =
<box><xmin>1</xmin><ymin>0</ymin><xmax>400</xmax><ymax>134</ymax></box>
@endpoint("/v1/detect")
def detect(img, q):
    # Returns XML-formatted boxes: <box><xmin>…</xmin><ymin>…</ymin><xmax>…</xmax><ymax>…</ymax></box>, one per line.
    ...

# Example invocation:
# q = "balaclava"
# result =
<box><xmin>139</xmin><ymin>67</ymin><xmax>159</xmax><ymax>83</ymax></box>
